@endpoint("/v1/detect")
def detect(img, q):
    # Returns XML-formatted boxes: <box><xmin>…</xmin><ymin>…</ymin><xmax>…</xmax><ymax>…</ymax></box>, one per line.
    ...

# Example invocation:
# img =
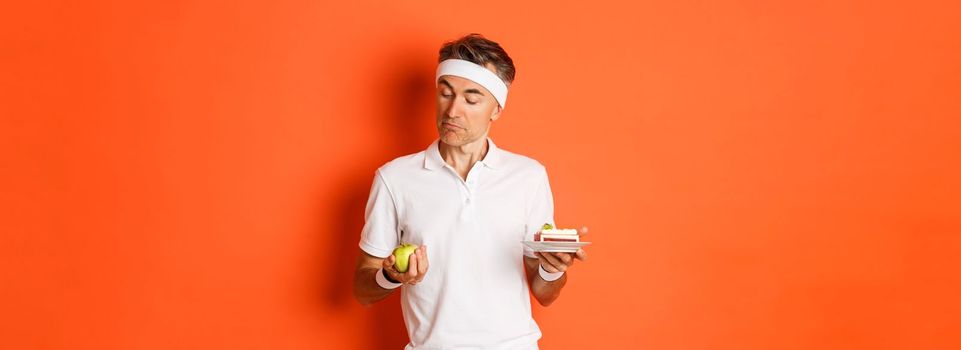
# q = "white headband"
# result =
<box><xmin>435</xmin><ymin>59</ymin><xmax>509</xmax><ymax>108</ymax></box>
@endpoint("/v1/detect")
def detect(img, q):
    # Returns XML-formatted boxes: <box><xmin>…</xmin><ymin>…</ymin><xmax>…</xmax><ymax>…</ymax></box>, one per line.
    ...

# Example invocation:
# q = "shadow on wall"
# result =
<box><xmin>317</xmin><ymin>49</ymin><xmax>437</xmax><ymax>349</ymax></box>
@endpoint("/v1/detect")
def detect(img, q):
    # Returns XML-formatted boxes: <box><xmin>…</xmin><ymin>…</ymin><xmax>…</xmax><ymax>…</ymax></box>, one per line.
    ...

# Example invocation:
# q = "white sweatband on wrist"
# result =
<box><xmin>538</xmin><ymin>264</ymin><xmax>564</xmax><ymax>282</ymax></box>
<box><xmin>436</xmin><ymin>59</ymin><xmax>509</xmax><ymax>108</ymax></box>
<box><xmin>376</xmin><ymin>268</ymin><xmax>402</xmax><ymax>289</ymax></box>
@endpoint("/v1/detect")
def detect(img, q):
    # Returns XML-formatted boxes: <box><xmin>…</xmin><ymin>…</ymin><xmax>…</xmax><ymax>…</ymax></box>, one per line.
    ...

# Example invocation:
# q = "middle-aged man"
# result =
<box><xmin>353</xmin><ymin>33</ymin><xmax>588</xmax><ymax>349</ymax></box>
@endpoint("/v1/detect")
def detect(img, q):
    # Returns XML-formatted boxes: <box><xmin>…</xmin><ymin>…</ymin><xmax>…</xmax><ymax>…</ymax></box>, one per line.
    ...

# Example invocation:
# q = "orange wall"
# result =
<box><xmin>2</xmin><ymin>1</ymin><xmax>960</xmax><ymax>349</ymax></box>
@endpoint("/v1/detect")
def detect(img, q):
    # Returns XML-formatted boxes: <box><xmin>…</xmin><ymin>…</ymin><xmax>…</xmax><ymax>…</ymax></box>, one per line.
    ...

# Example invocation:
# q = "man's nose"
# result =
<box><xmin>444</xmin><ymin>97</ymin><xmax>466</xmax><ymax>118</ymax></box>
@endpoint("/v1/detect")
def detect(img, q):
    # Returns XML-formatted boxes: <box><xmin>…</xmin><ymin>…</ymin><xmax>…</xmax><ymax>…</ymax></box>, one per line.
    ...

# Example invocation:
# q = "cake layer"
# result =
<box><xmin>540</xmin><ymin>228</ymin><xmax>578</xmax><ymax>236</ymax></box>
<box><xmin>540</xmin><ymin>236</ymin><xmax>579</xmax><ymax>242</ymax></box>
<box><xmin>538</xmin><ymin>233</ymin><xmax>580</xmax><ymax>242</ymax></box>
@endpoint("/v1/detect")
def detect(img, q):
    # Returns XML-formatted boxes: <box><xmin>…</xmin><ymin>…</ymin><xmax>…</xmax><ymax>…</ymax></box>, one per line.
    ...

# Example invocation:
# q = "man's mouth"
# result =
<box><xmin>442</xmin><ymin>122</ymin><xmax>462</xmax><ymax>130</ymax></box>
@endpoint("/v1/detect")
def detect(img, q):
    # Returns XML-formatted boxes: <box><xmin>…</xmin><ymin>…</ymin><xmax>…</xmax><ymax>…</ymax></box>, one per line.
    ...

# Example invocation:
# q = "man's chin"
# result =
<box><xmin>438</xmin><ymin>133</ymin><xmax>463</xmax><ymax>146</ymax></box>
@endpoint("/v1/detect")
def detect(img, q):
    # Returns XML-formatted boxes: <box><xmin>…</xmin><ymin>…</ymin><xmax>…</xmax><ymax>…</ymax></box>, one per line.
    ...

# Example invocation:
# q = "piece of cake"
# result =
<box><xmin>535</xmin><ymin>223</ymin><xmax>580</xmax><ymax>242</ymax></box>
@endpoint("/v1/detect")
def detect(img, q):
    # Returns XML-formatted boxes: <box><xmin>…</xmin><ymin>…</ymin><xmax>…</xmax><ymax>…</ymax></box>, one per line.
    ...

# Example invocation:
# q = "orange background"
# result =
<box><xmin>2</xmin><ymin>1</ymin><xmax>960</xmax><ymax>349</ymax></box>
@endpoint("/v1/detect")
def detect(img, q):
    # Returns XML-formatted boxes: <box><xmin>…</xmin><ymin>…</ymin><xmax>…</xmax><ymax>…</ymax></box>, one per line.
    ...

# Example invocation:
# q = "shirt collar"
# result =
<box><xmin>423</xmin><ymin>137</ymin><xmax>502</xmax><ymax>171</ymax></box>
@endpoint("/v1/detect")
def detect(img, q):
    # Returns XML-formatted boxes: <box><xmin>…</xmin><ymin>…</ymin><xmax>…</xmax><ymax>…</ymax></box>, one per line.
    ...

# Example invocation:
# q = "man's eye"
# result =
<box><xmin>467</xmin><ymin>100</ymin><xmax>478</xmax><ymax>105</ymax></box>
<box><xmin>441</xmin><ymin>92</ymin><xmax>453</xmax><ymax>97</ymax></box>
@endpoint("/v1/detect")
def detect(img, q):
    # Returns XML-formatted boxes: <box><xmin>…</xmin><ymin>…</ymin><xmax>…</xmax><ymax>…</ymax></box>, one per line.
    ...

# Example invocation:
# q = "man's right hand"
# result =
<box><xmin>382</xmin><ymin>245</ymin><xmax>429</xmax><ymax>285</ymax></box>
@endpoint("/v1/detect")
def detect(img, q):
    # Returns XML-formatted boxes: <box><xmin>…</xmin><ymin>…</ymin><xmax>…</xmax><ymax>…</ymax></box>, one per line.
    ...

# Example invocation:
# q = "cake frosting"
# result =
<box><xmin>536</xmin><ymin>224</ymin><xmax>580</xmax><ymax>242</ymax></box>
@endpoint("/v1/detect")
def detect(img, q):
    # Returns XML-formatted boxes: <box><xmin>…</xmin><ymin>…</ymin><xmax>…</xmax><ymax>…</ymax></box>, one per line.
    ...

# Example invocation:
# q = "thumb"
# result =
<box><xmin>578</xmin><ymin>226</ymin><xmax>589</xmax><ymax>237</ymax></box>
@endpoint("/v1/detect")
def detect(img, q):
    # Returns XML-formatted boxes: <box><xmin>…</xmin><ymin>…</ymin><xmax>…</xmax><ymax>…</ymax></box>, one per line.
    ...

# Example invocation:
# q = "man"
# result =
<box><xmin>353</xmin><ymin>33</ymin><xmax>587</xmax><ymax>349</ymax></box>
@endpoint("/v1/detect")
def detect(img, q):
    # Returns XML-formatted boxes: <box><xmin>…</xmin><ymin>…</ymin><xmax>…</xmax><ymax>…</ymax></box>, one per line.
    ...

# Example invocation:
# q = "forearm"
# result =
<box><xmin>524</xmin><ymin>256</ymin><xmax>569</xmax><ymax>306</ymax></box>
<box><xmin>529</xmin><ymin>272</ymin><xmax>567</xmax><ymax>306</ymax></box>
<box><xmin>353</xmin><ymin>267</ymin><xmax>396</xmax><ymax>305</ymax></box>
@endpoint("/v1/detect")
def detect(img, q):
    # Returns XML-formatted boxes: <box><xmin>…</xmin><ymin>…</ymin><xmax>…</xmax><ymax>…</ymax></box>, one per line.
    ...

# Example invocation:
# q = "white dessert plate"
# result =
<box><xmin>522</xmin><ymin>241</ymin><xmax>592</xmax><ymax>253</ymax></box>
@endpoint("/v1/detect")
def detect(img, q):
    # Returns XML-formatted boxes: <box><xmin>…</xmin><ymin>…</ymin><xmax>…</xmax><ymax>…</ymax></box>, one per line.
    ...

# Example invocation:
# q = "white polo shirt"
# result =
<box><xmin>359</xmin><ymin>138</ymin><xmax>555</xmax><ymax>350</ymax></box>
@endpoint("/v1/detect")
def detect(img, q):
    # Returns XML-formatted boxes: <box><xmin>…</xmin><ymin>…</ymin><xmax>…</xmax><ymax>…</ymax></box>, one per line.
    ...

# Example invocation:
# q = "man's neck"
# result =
<box><xmin>438</xmin><ymin>136</ymin><xmax>489</xmax><ymax>181</ymax></box>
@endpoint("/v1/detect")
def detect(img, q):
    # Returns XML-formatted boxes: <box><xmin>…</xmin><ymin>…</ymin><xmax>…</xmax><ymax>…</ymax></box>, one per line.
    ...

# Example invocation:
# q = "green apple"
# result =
<box><xmin>392</xmin><ymin>243</ymin><xmax>419</xmax><ymax>273</ymax></box>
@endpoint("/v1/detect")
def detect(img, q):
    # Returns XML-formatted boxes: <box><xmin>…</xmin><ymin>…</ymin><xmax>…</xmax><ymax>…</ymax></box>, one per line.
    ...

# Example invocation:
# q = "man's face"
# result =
<box><xmin>435</xmin><ymin>67</ymin><xmax>503</xmax><ymax>147</ymax></box>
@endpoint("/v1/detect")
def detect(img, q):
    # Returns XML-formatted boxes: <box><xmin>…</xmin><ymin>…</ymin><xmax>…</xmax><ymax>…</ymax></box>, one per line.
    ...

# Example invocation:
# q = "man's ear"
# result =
<box><xmin>491</xmin><ymin>105</ymin><xmax>502</xmax><ymax>121</ymax></box>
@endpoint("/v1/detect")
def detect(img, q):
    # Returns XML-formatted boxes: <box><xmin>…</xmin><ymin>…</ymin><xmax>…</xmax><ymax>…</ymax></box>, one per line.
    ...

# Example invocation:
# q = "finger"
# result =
<box><xmin>533</xmin><ymin>252</ymin><xmax>549</xmax><ymax>266</ymax></box>
<box><xmin>417</xmin><ymin>246</ymin><xmax>428</xmax><ymax>276</ymax></box>
<box><xmin>560</xmin><ymin>252</ymin><xmax>576</xmax><ymax>268</ymax></box>
<box><xmin>537</xmin><ymin>252</ymin><xmax>560</xmax><ymax>267</ymax></box>
<box><xmin>544</xmin><ymin>252</ymin><xmax>571</xmax><ymax>266</ymax></box>
<box><xmin>414</xmin><ymin>247</ymin><xmax>426</xmax><ymax>281</ymax></box>
<box><xmin>578</xmin><ymin>226</ymin><xmax>589</xmax><ymax>238</ymax></box>
<box><xmin>540</xmin><ymin>251</ymin><xmax>567</xmax><ymax>272</ymax></box>
<box><xmin>407</xmin><ymin>251</ymin><xmax>419</xmax><ymax>280</ymax></box>
<box><xmin>575</xmin><ymin>248</ymin><xmax>588</xmax><ymax>262</ymax></box>
<box><xmin>382</xmin><ymin>260</ymin><xmax>403</xmax><ymax>281</ymax></box>
<box><xmin>551</xmin><ymin>252</ymin><xmax>573</xmax><ymax>265</ymax></box>
<box><xmin>534</xmin><ymin>252</ymin><xmax>553</xmax><ymax>272</ymax></box>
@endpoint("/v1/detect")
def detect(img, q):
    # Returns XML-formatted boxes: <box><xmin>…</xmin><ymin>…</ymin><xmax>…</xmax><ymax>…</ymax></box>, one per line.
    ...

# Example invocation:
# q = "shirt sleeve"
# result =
<box><xmin>358</xmin><ymin>169</ymin><xmax>400</xmax><ymax>258</ymax></box>
<box><xmin>524</xmin><ymin>166</ymin><xmax>555</xmax><ymax>258</ymax></box>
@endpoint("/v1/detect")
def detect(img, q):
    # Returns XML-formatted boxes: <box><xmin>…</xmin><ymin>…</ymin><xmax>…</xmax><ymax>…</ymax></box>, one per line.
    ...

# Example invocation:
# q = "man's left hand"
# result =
<box><xmin>534</xmin><ymin>248</ymin><xmax>588</xmax><ymax>273</ymax></box>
